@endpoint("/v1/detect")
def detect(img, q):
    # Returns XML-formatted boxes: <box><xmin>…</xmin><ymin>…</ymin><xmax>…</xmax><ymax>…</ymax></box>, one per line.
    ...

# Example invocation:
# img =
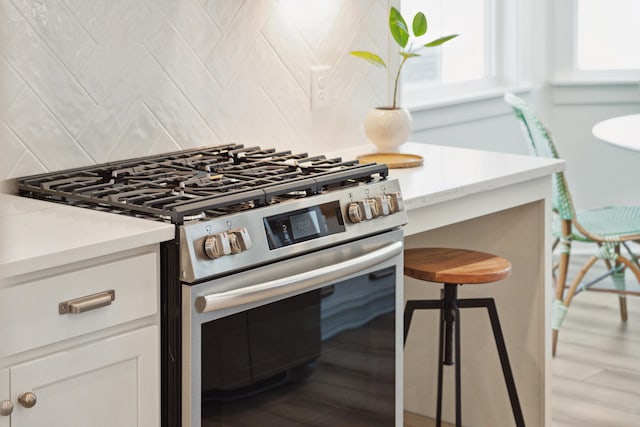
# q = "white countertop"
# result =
<box><xmin>0</xmin><ymin>193</ymin><xmax>175</xmax><ymax>278</ymax></box>
<box><xmin>1</xmin><ymin>143</ymin><xmax>563</xmax><ymax>278</ymax></box>
<box><xmin>328</xmin><ymin>142</ymin><xmax>565</xmax><ymax>210</ymax></box>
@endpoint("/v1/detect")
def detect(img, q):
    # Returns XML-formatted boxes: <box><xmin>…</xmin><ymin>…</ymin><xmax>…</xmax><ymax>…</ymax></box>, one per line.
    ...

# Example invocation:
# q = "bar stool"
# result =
<box><xmin>404</xmin><ymin>248</ymin><xmax>525</xmax><ymax>427</ymax></box>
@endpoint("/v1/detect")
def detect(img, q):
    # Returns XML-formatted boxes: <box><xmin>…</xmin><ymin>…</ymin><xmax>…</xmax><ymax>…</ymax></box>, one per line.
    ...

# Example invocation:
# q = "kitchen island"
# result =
<box><xmin>329</xmin><ymin>142</ymin><xmax>564</xmax><ymax>426</ymax></box>
<box><xmin>1</xmin><ymin>141</ymin><xmax>563</xmax><ymax>426</ymax></box>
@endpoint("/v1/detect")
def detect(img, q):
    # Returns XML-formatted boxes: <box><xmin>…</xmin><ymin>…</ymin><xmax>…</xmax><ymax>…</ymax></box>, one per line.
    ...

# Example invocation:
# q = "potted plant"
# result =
<box><xmin>351</xmin><ymin>7</ymin><xmax>458</xmax><ymax>152</ymax></box>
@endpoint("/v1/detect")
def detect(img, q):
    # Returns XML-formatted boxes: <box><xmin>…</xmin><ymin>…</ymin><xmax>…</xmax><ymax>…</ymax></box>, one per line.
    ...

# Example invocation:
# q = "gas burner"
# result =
<box><xmin>16</xmin><ymin>143</ymin><xmax>388</xmax><ymax>224</ymax></box>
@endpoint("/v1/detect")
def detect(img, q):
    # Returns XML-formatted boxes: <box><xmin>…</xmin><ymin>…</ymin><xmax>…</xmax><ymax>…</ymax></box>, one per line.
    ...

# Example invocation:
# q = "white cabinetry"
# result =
<box><xmin>0</xmin><ymin>194</ymin><xmax>174</xmax><ymax>427</ymax></box>
<box><xmin>0</xmin><ymin>369</ymin><xmax>9</xmax><ymax>427</ymax></box>
<box><xmin>7</xmin><ymin>326</ymin><xmax>158</xmax><ymax>427</ymax></box>
<box><xmin>0</xmin><ymin>246</ymin><xmax>164</xmax><ymax>427</ymax></box>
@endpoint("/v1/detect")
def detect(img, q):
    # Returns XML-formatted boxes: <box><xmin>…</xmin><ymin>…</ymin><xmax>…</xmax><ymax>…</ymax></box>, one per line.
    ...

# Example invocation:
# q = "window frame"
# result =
<box><xmin>552</xmin><ymin>0</ymin><xmax>640</xmax><ymax>84</ymax></box>
<box><xmin>396</xmin><ymin>0</ymin><xmax>532</xmax><ymax>128</ymax></box>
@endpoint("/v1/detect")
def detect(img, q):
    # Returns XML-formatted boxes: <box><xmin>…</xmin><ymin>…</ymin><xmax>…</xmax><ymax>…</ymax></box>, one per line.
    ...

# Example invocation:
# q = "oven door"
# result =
<box><xmin>182</xmin><ymin>228</ymin><xmax>404</xmax><ymax>427</ymax></box>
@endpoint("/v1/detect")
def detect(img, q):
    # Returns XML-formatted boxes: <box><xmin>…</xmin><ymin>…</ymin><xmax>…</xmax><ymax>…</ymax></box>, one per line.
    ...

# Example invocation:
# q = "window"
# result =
<box><xmin>400</xmin><ymin>0</ymin><xmax>487</xmax><ymax>87</ymax></box>
<box><xmin>553</xmin><ymin>0</ymin><xmax>640</xmax><ymax>82</ymax></box>
<box><xmin>399</xmin><ymin>0</ymin><xmax>521</xmax><ymax>109</ymax></box>
<box><xmin>577</xmin><ymin>0</ymin><xmax>640</xmax><ymax>71</ymax></box>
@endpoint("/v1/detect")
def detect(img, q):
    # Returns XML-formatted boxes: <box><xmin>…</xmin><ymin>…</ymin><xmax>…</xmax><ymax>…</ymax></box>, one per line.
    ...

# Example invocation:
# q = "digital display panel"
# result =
<box><xmin>290</xmin><ymin>210</ymin><xmax>321</xmax><ymax>240</ymax></box>
<box><xmin>263</xmin><ymin>201</ymin><xmax>345</xmax><ymax>249</ymax></box>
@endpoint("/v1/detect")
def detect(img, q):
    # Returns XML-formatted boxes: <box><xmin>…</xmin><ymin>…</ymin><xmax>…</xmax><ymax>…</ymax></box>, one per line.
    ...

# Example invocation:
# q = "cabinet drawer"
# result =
<box><xmin>0</xmin><ymin>250</ymin><xmax>159</xmax><ymax>357</ymax></box>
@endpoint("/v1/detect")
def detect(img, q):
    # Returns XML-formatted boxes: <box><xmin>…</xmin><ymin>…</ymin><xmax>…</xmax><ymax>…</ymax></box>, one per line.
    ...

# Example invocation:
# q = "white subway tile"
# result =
<box><xmin>12</xmin><ymin>0</ymin><xmax>95</xmax><ymax>72</ymax></box>
<box><xmin>6</xmin><ymin>23</ymin><xmax>96</xmax><ymax>137</ymax></box>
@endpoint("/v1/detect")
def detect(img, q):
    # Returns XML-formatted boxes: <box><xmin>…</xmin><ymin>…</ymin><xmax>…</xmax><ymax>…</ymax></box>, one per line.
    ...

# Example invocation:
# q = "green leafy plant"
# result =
<box><xmin>351</xmin><ymin>7</ymin><xmax>458</xmax><ymax>109</ymax></box>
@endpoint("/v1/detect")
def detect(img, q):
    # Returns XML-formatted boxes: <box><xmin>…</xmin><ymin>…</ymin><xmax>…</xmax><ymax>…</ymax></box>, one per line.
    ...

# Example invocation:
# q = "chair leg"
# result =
<box><xmin>614</xmin><ymin>253</ymin><xmax>640</xmax><ymax>322</ymax></box>
<box><xmin>553</xmin><ymin>228</ymin><xmax>572</xmax><ymax>358</ymax></box>
<box><xmin>404</xmin><ymin>290</ymin><xmax>457</xmax><ymax>427</ymax></box>
<box><xmin>454</xmin><ymin>299</ymin><xmax>462</xmax><ymax>427</ymax></box>
<box><xmin>613</xmin><ymin>246</ymin><xmax>628</xmax><ymax>322</ymax></box>
<box><xmin>442</xmin><ymin>284</ymin><xmax>461</xmax><ymax>426</ymax></box>
<box><xmin>459</xmin><ymin>298</ymin><xmax>525</xmax><ymax>427</ymax></box>
<box><xmin>407</xmin><ymin>291</ymin><xmax>529</xmax><ymax>426</ymax></box>
<box><xmin>552</xmin><ymin>329</ymin><xmax>560</xmax><ymax>358</ymax></box>
<box><xmin>619</xmin><ymin>297</ymin><xmax>629</xmax><ymax>322</ymax></box>
<box><xmin>436</xmin><ymin>302</ymin><xmax>445</xmax><ymax>427</ymax></box>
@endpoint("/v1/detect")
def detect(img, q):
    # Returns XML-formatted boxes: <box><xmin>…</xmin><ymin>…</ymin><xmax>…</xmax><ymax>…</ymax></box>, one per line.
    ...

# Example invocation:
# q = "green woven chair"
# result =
<box><xmin>504</xmin><ymin>92</ymin><xmax>640</xmax><ymax>356</ymax></box>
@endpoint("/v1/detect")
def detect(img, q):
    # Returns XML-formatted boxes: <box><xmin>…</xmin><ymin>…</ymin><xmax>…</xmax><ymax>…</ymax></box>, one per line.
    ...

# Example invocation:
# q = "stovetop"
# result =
<box><xmin>16</xmin><ymin>144</ymin><xmax>388</xmax><ymax>224</ymax></box>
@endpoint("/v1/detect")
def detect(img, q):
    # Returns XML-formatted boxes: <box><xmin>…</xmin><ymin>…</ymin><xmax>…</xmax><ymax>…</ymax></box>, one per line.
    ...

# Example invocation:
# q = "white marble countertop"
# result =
<box><xmin>326</xmin><ymin>142</ymin><xmax>565</xmax><ymax>211</ymax></box>
<box><xmin>0</xmin><ymin>142</ymin><xmax>563</xmax><ymax>279</ymax></box>
<box><xmin>0</xmin><ymin>193</ymin><xmax>175</xmax><ymax>278</ymax></box>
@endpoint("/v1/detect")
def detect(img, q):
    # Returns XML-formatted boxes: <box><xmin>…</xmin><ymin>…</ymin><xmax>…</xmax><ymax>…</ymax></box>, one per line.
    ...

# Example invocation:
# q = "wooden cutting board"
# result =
<box><xmin>357</xmin><ymin>153</ymin><xmax>423</xmax><ymax>169</ymax></box>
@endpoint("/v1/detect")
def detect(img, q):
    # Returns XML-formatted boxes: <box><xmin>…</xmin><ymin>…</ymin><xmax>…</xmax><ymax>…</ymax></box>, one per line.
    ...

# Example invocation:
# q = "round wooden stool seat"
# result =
<box><xmin>404</xmin><ymin>248</ymin><xmax>511</xmax><ymax>284</ymax></box>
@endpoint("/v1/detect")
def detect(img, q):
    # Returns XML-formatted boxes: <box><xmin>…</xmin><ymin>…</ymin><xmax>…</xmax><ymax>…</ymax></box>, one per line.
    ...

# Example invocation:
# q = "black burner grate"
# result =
<box><xmin>17</xmin><ymin>144</ymin><xmax>388</xmax><ymax>224</ymax></box>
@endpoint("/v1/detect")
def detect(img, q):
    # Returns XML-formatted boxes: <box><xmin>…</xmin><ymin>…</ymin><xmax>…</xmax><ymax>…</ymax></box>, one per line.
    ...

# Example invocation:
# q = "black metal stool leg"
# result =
<box><xmin>459</xmin><ymin>298</ymin><xmax>525</xmax><ymax>427</ymax></box>
<box><xmin>403</xmin><ymin>297</ymin><xmax>446</xmax><ymax>426</ymax></box>
<box><xmin>436</xmin><ymin>301</ymin><xmax>445</xmax><ymax>427</ymax></box>
<box><xmin>441</xmin><ymin>284</ymin><xmax>462</xmax><ymax>427</ymax></box>
<box><xmin>404</xmin><ymin>300</ymin><xmax>442</xmax><ymax>346</ymax></box>
<box><xmin>454</xmin><ymin>300</ymin><xmax>461</xmax><ymax>427</ymax></box>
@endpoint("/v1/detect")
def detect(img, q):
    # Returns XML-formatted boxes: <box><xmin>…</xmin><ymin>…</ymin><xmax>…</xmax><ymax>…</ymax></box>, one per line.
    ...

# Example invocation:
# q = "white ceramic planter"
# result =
<box><xmin>364</xmin><ymin>107</ymin><xmax>413</xmax><ymax>152</ymax></box>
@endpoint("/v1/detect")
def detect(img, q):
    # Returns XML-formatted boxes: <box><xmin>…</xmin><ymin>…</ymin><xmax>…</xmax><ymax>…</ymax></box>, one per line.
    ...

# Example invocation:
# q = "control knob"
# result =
<box><xmin>347</xmin><ymin>200</ymin><xmax>373</xmax><ymax>223</ymax></box>
<box><xmin>203</xmin><ymin>232</ymin><xmax>231</xmax><ymax>259</ymax></box>
<box><xmin>366</xmin><ymin>198</ymin><xmax>380</xmax><ymax>217</ymax></box>
<box><xmin>228</xmin><ymin>227</ymin><xmax>252</xmax><ymax>253</ymax></box>
<box><xmin>372</xmin><ymin>196</ymin><xmax>390</xmax><ymax>216</ymax></box>
<box><xmin>386</xmin><ymin>192</ymin><xmax>404</xmax><ymax>213</ymax></box>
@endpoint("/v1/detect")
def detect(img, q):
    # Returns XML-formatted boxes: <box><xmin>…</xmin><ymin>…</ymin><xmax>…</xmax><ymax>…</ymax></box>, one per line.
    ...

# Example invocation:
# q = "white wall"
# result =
<box><xmin>0</xmin><ymin>0</ymin><xmax>390</xmax><ymax>180</ymax></box>
<box><xmin>409</xmin><ymin>87</ymin><xmax>640</xmax><ymax>212</ymax></box>
<box><xmin>545</xmin><ymin>92</ymin><xmax>640</xmax><ymax>210</ymax></box>
<box><xmin>1</xmin><ymin>0</ymin><xmax>638</xmax><ymax>211</ymax></box>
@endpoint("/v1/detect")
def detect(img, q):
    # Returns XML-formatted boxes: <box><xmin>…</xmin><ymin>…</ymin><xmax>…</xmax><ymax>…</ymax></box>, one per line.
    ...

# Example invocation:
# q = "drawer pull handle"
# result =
<box><xmin>59</xmin><ymin>290</ymin><xmax>115</xmax><ymax>315</ymax></box>
<box><xmin>18</xmin><ymin>392</ymin><xmax>37</xmax><ymax>408</ymax></box>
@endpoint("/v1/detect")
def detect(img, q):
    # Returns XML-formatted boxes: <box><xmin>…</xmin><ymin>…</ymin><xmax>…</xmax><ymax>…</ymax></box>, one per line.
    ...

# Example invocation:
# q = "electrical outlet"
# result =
<box><xmin>311</xmin><ymin>65</ymin><xmax>330</xmax><ymax>111</ymax></box>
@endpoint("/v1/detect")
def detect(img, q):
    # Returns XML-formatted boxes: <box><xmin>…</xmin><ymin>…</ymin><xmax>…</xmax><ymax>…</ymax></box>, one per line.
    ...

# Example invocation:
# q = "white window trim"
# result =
<box><xmin>397</xmin><ymin>0</ymin><xmax>536</xmax><ymax>130</ymax></box>
<box><xmin>550</xmin><ymin>0</ymin><xmax>640</xmax><ymax>105</ymax></box>
<box><xmin>551</xmin><ymin>0</ymin><xmax>640</xmax><ymax>84</ymax></box>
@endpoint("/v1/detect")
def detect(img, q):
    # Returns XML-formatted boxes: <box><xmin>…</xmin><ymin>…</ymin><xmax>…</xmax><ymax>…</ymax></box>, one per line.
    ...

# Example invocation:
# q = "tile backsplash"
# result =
<box><xmin>0</xmin><ymin>0</ymin><xmax>389</xmax><ymax>179</ymax></box>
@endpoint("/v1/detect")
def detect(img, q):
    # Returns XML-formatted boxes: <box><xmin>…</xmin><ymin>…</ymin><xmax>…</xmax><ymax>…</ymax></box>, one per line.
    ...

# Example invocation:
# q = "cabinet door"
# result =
<box><xmin>0</xmin><ymin>369</ymin><xmax>9</xmax><ymax>427</ymax></box>
<box><xmin>10</xmin><ymin>326</ymin><xmax>158</xmax><ymax>427</ymax></box>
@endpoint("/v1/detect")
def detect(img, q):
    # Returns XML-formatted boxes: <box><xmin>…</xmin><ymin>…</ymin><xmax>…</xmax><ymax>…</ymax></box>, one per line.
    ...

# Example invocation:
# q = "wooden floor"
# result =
<box><xmin>551</xmin><ymin>254</ymin><xmax>640</xmax><ymax>427</ymax></box>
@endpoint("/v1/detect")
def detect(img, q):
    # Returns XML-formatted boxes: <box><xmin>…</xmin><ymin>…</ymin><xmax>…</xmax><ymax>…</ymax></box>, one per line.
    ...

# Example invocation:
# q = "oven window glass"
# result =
<box><xmin>200</xmin><ymin>266</ymin><xmax>396</xmax><ymax>425</ymax></box>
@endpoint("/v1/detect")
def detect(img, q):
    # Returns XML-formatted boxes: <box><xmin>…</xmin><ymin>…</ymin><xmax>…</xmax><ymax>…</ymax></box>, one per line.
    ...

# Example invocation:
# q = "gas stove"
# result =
<box><xmin>16</xmin><ymin>143</ymin><xmax>390</xmax><ymax>224</ymax></box>
<box><xmin>15</xmin><ymin>143</ymin><xmax>407</xmax><ymax>427</ymax></box>
<box><xmin>17</xmin><ymin>143</ymin><xmax>406</xmax><ymax>283</ymax></box>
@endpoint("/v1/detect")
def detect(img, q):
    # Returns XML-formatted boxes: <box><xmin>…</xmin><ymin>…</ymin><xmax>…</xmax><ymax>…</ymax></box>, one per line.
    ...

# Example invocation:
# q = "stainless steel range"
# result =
<box><xmin>16</xmin><ymin>143</ymin><xmax>407</xmax><ymax>426</ymax></box>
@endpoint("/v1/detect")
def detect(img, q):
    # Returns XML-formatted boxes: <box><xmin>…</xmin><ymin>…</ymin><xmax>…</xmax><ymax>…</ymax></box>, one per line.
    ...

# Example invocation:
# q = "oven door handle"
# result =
<box><xmin>194</xmin><ymin>240</ymin><xmax>402</xmax><ymax>314</ymax></box>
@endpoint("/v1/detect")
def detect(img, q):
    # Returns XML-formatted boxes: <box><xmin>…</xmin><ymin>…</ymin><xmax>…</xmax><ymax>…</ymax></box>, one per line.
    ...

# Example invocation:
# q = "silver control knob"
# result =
<box><xmin>229</xmin><ymin>227</ymin><xmax>252</xmax><ymax>251</ymax></box>
<box><xmin>0</xmin><ymin>400</ymin><xmax>13</xmax><ymax>416</ymax></box>
<box><xmin>203</xmin><ymin>232</ymin><xmax>231</xmax><ymax>259</ymax></box>
<box><xmin>366</xmin><ymin>198</ymin><xmax>380</xmax><ymax>218</ymax></box>
<box><xmin>18</xmin><ymin>392</ymin><xmax>36</xmax><ymax>409</ymax></box>
<box><xmin>228</xmin><ymin>233</ymin><xmax>241</xmax><ymax>254</ymax></box>
<box><xmin>386</xmin><ymin>192</ymin><xmax>404</xmax><ymax>213</ymax></box>
<box><xmin>373</xmin><ymin>196</ymin><xmax>390</xmax><ymax>216</ymax></box>
<box><xmin>348</xmin><ymin>202</ymin><xmax>362</xmax><ymax>223</ymax></box>
<box><xmin>348</xmin><ymin>201</ymin><xmax>372</xmax><ymax>223</ymax></box>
